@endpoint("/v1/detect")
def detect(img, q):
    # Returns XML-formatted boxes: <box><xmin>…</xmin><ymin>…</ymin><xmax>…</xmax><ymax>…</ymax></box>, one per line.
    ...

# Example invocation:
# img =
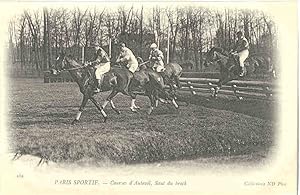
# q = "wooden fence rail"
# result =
<box><xmin>43</xmin><ymin>71</ymin><xmax>277</xmax><ymax>101</ymax></box>
<box><xmin>179</xmin><ymin>77</ymin><xmax>277</xmax><ymax>101</ymax></box>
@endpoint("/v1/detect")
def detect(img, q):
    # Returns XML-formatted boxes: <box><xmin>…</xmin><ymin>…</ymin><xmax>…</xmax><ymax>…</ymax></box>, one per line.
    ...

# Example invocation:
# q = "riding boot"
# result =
<box><xmin>93</xmin><ymin>80</ymin><xmax>101</xmax><ymax>93</ymax></box>
<box><xmin>94</xmin><ymin>75</ymin><xmax>103</xmax><ymax>93</ymax></box>
<box><xmin>239</xmin><ymin>66</ymin><xmax>246</xmax><ymax>77</ymax></box>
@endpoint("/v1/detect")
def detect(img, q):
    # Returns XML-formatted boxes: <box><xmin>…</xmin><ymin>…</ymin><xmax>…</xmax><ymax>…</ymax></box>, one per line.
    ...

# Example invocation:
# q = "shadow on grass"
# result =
<box><xmin>177</xmin><ymin>92</ymin><xmax>276</xmax><ymax>121</ymax></box>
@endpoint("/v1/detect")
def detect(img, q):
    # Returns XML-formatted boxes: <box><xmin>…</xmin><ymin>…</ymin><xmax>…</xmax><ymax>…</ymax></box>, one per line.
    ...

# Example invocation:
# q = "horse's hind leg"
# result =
<box><xmin>171</xmin><ymin>98</ymin><xmax>179</xmax><ymax>109</ymax></box>
<box><xmin>128</xmin><ymin>91</ymin><xmax>140</xmax><ymax>112</ymax></box>
<box><xmin>72</xmin><ymin>95</ymin><xmax>89</xmax><ymax>125</ymax></box>
<box><xmin>106</xmin><ymin>90</ymin><xmax>120</xmax><ymax>114</ymax></box>
<box><xmin>90</xmin><ymin>97</ymin><xmax>108</xmax><ymax>123</ymax></box>
<box><xmin>147</xmin><ymin>94</ymin><xmax>155</xmax><ymax>115</ymax></box>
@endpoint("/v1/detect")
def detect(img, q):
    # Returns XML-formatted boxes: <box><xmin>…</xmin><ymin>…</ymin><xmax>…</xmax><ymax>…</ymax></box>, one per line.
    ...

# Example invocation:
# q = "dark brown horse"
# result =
<box><xmin>138</xmin><ymin>58</ymin><xmax>183</xmax><ymax>96</ymax></box>
<box><xmin>52</xmin><ymin>52</ymin><xmax>140</xmax><ymax>124</ymax></box>
<box><xmin>52</xmin><ymin>52</ymin><xmax>178</xmax><ymax>123</ymax></box>
<box><xmin>203</xmin><ymin>47</ymin><xmax>256</xmax><ymax>97</ymax></box>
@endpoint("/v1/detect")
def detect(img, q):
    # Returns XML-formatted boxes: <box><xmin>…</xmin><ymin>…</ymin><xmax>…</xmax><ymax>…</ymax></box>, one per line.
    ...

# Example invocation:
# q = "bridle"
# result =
<box><xmin>55</xmin><ymin>55</ymin><xmax>87</xmax><ymax>72</ymax></box>
<box><xmin>205</xmin><ymin>52</ymin><xmax>222</xmax><ymax>65</ymax></box>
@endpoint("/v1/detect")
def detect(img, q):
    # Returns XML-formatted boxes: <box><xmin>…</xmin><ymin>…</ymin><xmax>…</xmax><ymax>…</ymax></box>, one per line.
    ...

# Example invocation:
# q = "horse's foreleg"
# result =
<box><xmin>213</xmin><ymin>76</ymin><xmax>233</xmax><ymax>98</ymax></box>
<box><xmin>72</xmin><ymin>95</ymin><xmax>89</xmax><ymax>125</ymax></box>
<box><xmin>147</xmin><ymin>91</ymin><xmax>155</xmax><ymax>115</ymax></box>
<box><xmin>90</xmin><ymin>97</ymin><xmax>108</xmax><ymax>123</ymax></box>
<box><xmin>102</xmin><ymin>100</ymin><xmax>109</xmax><ymax>109</ymax></box>
<box><xmin>171</xmin><ymin>98</ymin><xmax>179</xmax><ymax>109</ymax></box>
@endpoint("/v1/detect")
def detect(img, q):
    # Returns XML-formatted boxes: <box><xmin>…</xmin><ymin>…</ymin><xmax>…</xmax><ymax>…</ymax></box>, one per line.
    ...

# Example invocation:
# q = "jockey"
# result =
<box><xmin>149</xmin><ymin>43</ymin><xmax>165</xmax><ymax>72</ymax></box>
<box><xmin>116</xmin><ymin>43</ymin><xmax>138</xmax><ymax>73</ymax></box>
<box><xmin>87</xmin><ymin>43</ymin><xmax>111</xmax><ymax>93</ymax></box>
<box><xmin>231</xmin><ymin>31</ymin><xmax>249</xmax><ymax>77</ymax></box>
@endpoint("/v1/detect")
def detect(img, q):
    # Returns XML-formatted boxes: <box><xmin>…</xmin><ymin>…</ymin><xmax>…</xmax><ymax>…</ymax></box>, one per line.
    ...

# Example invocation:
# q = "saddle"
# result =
<box><xmin>230</xmin><ymin>53</ymin><xmax>240</xmax><ymax>65</ymax></box>
<box><xmin>86</xmin><ymin>67</ymin><xmax>117</xmax><ymax>90</ymax></box>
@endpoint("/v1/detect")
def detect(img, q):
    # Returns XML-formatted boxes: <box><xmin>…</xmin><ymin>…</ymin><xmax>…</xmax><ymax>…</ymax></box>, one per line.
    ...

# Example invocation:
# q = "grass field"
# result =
<box><xmin>8</xmin><ymin>78</ymin><xmax>277</xmax><ymax>165</ymax></box>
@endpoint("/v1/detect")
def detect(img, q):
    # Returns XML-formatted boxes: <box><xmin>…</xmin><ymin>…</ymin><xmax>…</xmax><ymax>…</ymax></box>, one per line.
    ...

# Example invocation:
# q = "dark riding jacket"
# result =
<box><xmin>233</xmin><ymin>37</ymin><xmax>249</xmax><ymax>53</ymax></box>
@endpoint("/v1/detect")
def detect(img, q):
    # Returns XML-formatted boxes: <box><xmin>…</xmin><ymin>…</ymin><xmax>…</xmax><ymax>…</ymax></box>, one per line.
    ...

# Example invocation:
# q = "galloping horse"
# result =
<box><xmin>52</xmin><ymin>52</ymin><xmax>140</xmax><ymax>124</ymax></box>
<box><xmin>137</xmin><ymin>58</ymin><xmax>183</xmax><ymax>94</ymax></box>
<box><xmin>129</xmin><ymin>62</ymin><xmax>179</xmax><ymax>114</ymax></box>
<box><xmin>52</xmin><ymin>52</ymin><xmax>178</xmax><ymax>123</ymax></box>
<box><xmin>163</xmin><ymin>62</ymin><xmax>183</xmax><ymax>90</ymax></box>
<box><xmin>203</xmin><ymin>47</ymin><xmax>256</xmax><ymax>97</ymax></box>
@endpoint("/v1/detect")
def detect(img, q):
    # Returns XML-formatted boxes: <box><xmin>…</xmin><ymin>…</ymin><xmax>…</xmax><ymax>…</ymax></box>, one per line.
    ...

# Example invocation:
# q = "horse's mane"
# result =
<box><xmin>64</xmin><ymin>54</ymin><xmax>83</xmax><ymax>67</ymax></box>
<box><xmin>209</xmin><ymin>47</ymin><xmax>230</xmax><ymax>57</ymax></box>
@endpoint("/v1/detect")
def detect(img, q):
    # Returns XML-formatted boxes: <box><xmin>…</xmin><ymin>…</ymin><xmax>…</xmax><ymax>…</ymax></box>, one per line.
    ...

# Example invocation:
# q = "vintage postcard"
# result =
<box><xmin>0</xmin><ymin>1</ymin><xmax>298</xmax><ymax>195</ymax></box>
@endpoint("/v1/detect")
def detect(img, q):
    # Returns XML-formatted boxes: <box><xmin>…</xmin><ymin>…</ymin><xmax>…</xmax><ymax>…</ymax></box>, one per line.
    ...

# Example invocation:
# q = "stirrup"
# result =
<box><xmin>94</xmin><ymin>88</ymin><xmax>101</xmax><ymax>93</ymax></box>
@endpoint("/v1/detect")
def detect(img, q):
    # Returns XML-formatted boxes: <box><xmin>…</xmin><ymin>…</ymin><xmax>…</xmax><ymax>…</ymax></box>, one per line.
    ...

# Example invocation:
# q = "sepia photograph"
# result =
<box><xmin>0</xmin><ymin>1</ymin><xmax>297</xmax><ymax>195</ymax></box>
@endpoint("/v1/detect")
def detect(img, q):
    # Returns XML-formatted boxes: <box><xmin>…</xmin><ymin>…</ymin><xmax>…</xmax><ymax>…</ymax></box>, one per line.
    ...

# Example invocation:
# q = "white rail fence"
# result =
<box><xmin>43</xmin><ymin>71</ymin><xmax>277</xmax><ymax>101</ymax></box>
<box><xmin>179</xmin><ymin>77</ymin><xmax>277</xmax><ymax>101</ymax></box>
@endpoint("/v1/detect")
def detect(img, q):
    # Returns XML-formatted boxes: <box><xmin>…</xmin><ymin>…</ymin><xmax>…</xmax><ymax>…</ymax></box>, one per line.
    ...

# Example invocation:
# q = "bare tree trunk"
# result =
<box><xmin>25</xmin><ymin>11</ymin><xmax>40</xmax><ymax>74</ymax></box>
<box><xmin>20</xmin><ymin>17</ymin><xmax>26</xmax><ymax>72</ymax></box>
<box><xmin>139</xmin><ymin>6</ymin><xmax>143</xmax><ymax>56</ymax></box>
<box><xmin>43</xmin><ymin>8</ymin><xmax>49</xmax><ymax>70</ymax></box>
<box><xmin>184</xmin><ymin>11</ymin><xmax>189</xmax><ymax>61</ymax></box>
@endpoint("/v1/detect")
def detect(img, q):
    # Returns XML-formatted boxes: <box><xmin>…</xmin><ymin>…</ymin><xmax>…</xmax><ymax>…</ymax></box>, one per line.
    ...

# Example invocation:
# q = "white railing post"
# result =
<box><xmin>109</xmin><ymin>37</ymin><xmax>112</xmax><ymax>59</ymax></box>
<box><xmin>81</xmin><ymin>46</ymin><xmax>85</xmax><ymax>64</ymax></box>
<box><xmin>167</xmin><ymin>25</ymin><xmax>170</xmax><ymax>64</ymax></box>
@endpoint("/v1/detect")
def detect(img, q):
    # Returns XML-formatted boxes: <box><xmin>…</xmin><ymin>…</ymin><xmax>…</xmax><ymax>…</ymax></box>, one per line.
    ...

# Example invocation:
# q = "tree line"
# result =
<box><xmin>7</xmin><ymin>5</ymin><xmax>277</xmax><ymax>75</ymax></box>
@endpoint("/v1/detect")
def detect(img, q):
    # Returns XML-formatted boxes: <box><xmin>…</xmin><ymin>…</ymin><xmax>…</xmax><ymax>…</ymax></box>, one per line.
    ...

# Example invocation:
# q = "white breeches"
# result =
<box><xmin>152</xmin><ymin>61</ymin><xmax>165</xmax><ymax>72</ymax></box>
<box><xmin>238</xmin><ymin>50</ymin><xmax>249</xmax><ymax>67</ymax></box>
<box><xmin>128</xmin><ymin>61</ymin><xmax>138</xmax><ymax>73</ymax></box>
<box><xmin>95</xmin><ymin>62</ymin><xmax>110</xmax><ymax>79</ymax></box>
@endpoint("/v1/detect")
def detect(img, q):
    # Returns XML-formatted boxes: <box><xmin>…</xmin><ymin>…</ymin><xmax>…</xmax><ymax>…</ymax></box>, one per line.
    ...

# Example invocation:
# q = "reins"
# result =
<box><xmin>57</xmin><ymin>56</ymin><xmax>88</xmax><ymax>73</ymax></box>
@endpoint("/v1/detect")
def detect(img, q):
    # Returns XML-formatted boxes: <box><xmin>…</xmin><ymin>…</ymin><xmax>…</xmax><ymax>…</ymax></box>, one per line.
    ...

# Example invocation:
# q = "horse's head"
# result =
<box><xmin>204</xmin><ymin>48</ymin><xmax>218</xmax><ymax>67</ymax></box>
<box><xmin>203</xmin><ymin>47</ymin><xmax>228</xmax><ymax>67</ymax></box>
<box><xmin>138</xmin><ymin>61</ymin><xmax>150</xmax><ymax>71</ymax></box>
<box><xmin>50</xmin><ymin>52</ymin><xmax>67</xmax><ymax>75</ymax></box>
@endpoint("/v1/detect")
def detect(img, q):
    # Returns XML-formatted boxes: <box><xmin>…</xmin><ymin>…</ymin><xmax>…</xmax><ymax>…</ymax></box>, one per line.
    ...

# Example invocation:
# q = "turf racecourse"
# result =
<box><xmin>8</xmin><ymin>78</ymin><xmax>276</xmax><ymax>165</ymax></box>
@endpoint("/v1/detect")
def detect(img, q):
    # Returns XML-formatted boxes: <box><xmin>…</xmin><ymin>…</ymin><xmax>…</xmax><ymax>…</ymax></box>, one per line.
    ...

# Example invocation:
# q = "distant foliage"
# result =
<box><xmin>7</xmin><ymin>6</ymin><xmax>277</xmax><ymax>75</ymax></box>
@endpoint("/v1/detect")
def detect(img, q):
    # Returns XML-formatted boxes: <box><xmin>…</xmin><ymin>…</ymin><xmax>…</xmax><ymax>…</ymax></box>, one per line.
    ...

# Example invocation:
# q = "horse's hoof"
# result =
<box><xmin>114</xmin><ymin>110</ymin><xmax>121</xmax><ymax>114</ymax></box>
<box><xmin>103</xmin><ymin>117</ymin><xmax>107</xmax><ymax>123</ymax></box>
<box><xmin>71</xmin><ymin>119</ymin><xmax>79</xmax><ymax>125</ymax></box>
<box><xmin>147</xmin><ymin>108</ymin><xmax>153</xmax><ymax>115</ymax></box>
<box><xmin>130</xmin><ymin>107</ymin><xmax>137</xmax><ymax>113</ymax></box>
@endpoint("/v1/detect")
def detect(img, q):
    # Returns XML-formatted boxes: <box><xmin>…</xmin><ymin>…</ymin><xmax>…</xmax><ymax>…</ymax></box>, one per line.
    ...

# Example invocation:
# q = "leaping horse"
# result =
<box><xmin>203</xmin><ymin>47</ymin><xmax>256</xmax><ymax>98</ymax></box>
